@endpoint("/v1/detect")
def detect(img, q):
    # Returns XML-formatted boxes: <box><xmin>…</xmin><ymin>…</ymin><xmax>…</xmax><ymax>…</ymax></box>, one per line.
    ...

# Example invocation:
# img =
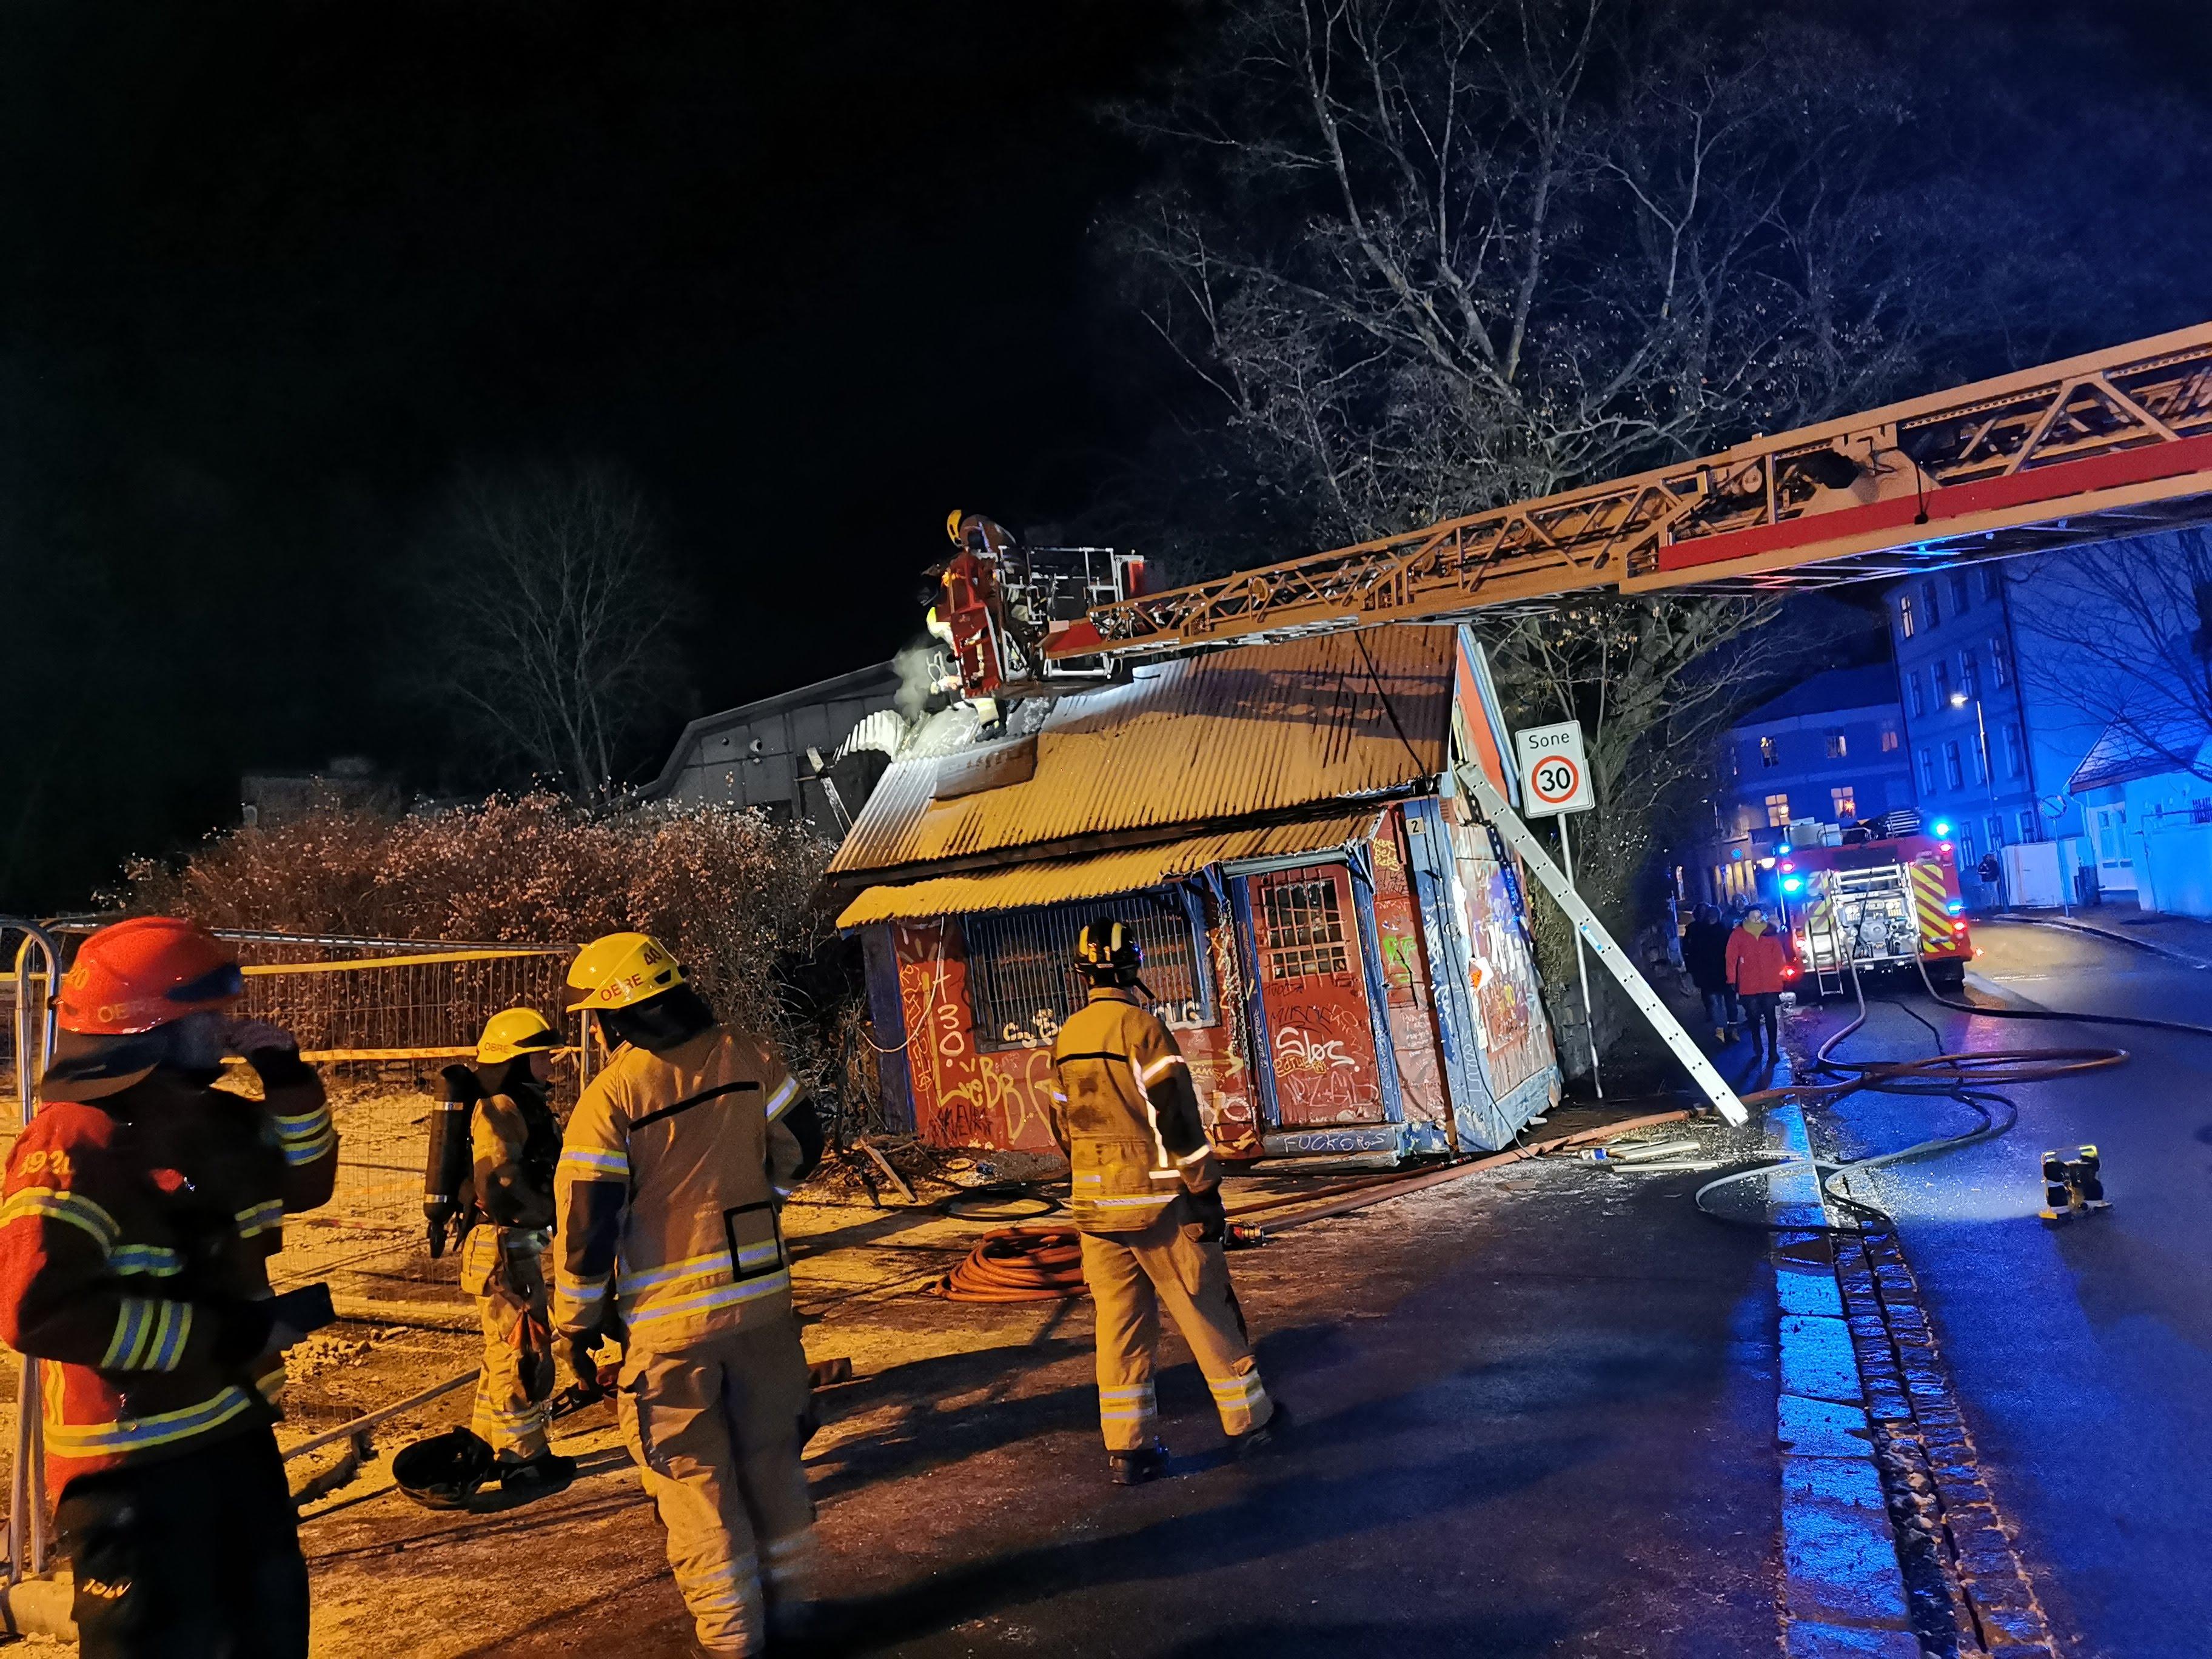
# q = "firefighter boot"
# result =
<box><xmin>1232</xmin><ymin>1399</ymin><xmax>1290</xmax><ymax>1458</ymax></box>
<box><xmin>1110</xmin><ymin>1439</ymin><xmax>1170</xmax><ymax>1486</ymax></box>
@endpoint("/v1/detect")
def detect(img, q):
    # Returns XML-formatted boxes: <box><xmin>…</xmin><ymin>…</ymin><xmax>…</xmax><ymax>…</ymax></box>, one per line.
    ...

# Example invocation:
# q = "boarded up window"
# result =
<box><xmin>1259</xmin><ymin>877</ymin><xmax>1350</xmax><ymax>979</ymax></box>
<box><xmin>964</xmin><ymin>892</ymin><xmax>1210</xmax><ymax>1050</ymax></box>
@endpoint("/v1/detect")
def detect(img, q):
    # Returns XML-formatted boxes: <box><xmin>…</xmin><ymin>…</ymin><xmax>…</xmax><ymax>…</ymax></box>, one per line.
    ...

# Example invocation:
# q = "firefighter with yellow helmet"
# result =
<box><xmin>448</xmin><ymin>1005</ymin><xmax>574</xmax><ymax>1494</ymax></box>
<box><xmin>1051</xmin><ymin>917</ymin><xmax>1281</xmax><ymax>1483</ymax></box>
<box><xmin>552</xmin><ymin>933</ymin><xmax>825</xmax><ymax>1656</ymax></box>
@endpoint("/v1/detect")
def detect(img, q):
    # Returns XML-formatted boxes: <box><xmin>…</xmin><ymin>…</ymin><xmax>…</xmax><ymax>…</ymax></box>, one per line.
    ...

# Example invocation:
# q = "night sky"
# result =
<box><xmin>1</xmin><ymin>0</ymin><xmax>2206</xmax><ymax>908</ymax></box>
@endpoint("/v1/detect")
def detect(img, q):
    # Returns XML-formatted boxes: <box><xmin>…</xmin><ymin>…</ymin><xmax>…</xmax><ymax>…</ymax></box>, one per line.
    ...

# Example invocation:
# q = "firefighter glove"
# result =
<box><xmin>562</xmin><ymin>1332</ymin><xmax>606</xmax><ymax>1401</ymax></box>
<box><xmin>1188</xmin><ymin>1185</ymin><xmax>1228</xmax><ymax>1244</ymax></box>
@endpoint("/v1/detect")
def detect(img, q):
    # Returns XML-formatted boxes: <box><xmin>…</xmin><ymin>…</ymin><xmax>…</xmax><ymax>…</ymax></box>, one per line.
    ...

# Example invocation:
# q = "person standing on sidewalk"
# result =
<box><xmin>1683</xmin><ymin>904</ymin><xmax>1734</xmax><ymax>1044</ymax></box>
<box><xmin>455</xmin><ymin>1007</ymin><xmax>575</xmax><ymax>1496</ymax></box>
<box><xmin>0</xmin><ymin>917</ymin><xmax>337</xmax><ymax>1658</ymax></box>
<box><xmin>1724</xmin><ymin>905</ymin><xmax>1794</xmax><ymax>1067</ymax></box>
<box><xmin>1049</xmin><ymin>917</ymin><xmax>1279</xmax><ymax>1486</ymax></box>
<box><xmin>553</xmin><ymin>933</ymin><xmax>825</xmax><ymax>1658</ymax></box>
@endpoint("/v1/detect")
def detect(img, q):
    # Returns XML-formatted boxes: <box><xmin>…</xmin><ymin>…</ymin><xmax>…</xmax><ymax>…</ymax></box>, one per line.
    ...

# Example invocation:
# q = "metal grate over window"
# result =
<box><xmin>964</xmin><ymin>891</ymin><xmax>1211</xmax><ymax>1051</ymax></box>
<box><xmin>1259</xmin><ymin>877</ymin><xmax>1350</xmax><ymax>979</ymax></box>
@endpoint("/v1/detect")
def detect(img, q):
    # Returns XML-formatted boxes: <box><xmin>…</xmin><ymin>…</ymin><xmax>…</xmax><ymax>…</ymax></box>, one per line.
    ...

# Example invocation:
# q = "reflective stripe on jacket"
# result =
<box><xmin>552</xmin><ymin>1025</ymin><xmax>815</xmax><ymax>1354</ymax></box>
<box><xmin>1048</xmin><ymin>988</ymin><xmax>1218</xmax><ymax>1234</ymax></box>
<box><xmin>0</xmin><ymin>1056</ymin><xmax>338</xmax><ymax>1495</ymax></box>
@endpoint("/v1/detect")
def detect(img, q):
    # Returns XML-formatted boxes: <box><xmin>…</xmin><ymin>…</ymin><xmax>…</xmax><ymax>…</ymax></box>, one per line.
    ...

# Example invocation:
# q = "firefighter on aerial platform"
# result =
<box><xmin>1050</xmin><ymin>918</ymin><xmax>1281</xmax><ymax>1484</ymax></box>
<box><xmin>453</xmin><ymin>1006</ymin><xmax>575</xmax><ymax>1495</ymax></box>
<box><xmin>0</xmin><ymin>917</ymin><xmax>338</xmax><ymax>1658</ymax></box>
<box><xmin>553</xmin><ymin>932</ymin><xmax>826</xmax><ymax>1657</ymax></box>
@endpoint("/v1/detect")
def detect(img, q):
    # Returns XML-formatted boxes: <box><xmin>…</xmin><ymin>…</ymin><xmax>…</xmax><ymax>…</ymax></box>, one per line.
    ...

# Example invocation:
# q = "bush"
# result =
<box><xmin>113</xmin><ymin>793</ymin><xmax>874</xmax><ymax>1119</ymax></box>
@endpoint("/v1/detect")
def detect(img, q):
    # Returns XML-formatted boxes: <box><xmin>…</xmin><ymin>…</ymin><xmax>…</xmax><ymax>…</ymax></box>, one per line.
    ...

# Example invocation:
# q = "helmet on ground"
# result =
<box><xmin>392</xmin><ymin>1428</ymin><xmax>494</xmax><ymax>1510</ymax></box>
<box><xmin>476</xmin><ymin>1007</ymin><xmax>560</xmax><ymax>1066</ymax></box>
<box><xmin>1074</xmin><ymin>917</ymin><xmax>1143</xmax><ymax>984</ymax></box>
<box><xmin>566</xmin><ymin>932</ymin><xmax>685</xmax><ymax>1013</ymax></box>
<box><xmin>55</xmin><ymin>917</ymin><xmax>244</xmax><ymax>1036</ymax></box>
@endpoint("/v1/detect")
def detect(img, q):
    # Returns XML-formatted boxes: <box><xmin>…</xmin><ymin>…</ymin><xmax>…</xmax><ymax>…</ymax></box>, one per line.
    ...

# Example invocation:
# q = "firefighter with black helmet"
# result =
<box><xmin>0</xmin><ymin>917</ymin><xmax>338</xmax><ymax>1657</ymax></box>
<box><xmin>1051</xmin><ymin>916</ymin><xmax>1280</xmax><ymax>1484</ymax></box>
<box><xmin>453</xmin><ymin>1006</ymin><xmax>574</xmax><ymax>1495</ymax></box>
<box><xmin>552</xmin><ymin>933</ymin><xmax>826</xmax><ymax>1657</ymax></box>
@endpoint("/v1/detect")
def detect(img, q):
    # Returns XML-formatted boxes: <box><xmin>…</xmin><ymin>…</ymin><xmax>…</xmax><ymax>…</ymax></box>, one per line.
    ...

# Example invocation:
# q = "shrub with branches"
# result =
<box><xmin>112</xmin><ymin>794</ymin><xmax>873</xmax><ymax>1120</ymax></box>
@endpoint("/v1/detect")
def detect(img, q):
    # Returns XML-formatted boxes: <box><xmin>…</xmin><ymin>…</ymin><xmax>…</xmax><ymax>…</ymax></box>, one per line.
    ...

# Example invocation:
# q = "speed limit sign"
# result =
<box><xmin>1514</xmin><ymin>721</ymin><xmax>1594</xmax><ymax>816</ymax></box>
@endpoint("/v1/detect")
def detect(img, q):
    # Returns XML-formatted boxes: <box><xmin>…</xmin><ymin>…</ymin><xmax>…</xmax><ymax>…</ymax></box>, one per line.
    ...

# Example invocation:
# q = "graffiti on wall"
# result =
<box><xmin>1442</xmin><ymin>816</ymin><xmax>1553</xmax><ymax>1100</ymax></box>
<box><xmin>1367</xmin><ymin>819</ymin><xmax>1447</xmax><ymax>1123</ymax></box>
<box><xmin>891</xmin><ymin>915</ymin><xmax>1264</xmax><ymax>1158</ymax></box>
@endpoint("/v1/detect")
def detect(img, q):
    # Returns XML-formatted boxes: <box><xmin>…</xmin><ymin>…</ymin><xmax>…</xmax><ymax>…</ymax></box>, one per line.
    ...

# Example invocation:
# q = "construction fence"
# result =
<box><xmin>3</xmin><ymin>927</ymin><xmax>586</xmax><ymax>1290</ymax></box>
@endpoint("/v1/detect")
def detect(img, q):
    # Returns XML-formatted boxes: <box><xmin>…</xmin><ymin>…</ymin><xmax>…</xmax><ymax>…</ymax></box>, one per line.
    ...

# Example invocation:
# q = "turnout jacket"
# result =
<box><xmin>553</xmin><ymin>1025</ymin><xmax>819</xmax><ymax>1356</ymax></box>
<box><xmin>0</xmin><ymin>1052</ymin><xmax>337</xmax><ymax>1495</ymax></box>
<box><xmin>1048</xmin><ymin>987</ymin><xmax>1218</xmax><ymax>1233</ymax></box>
<box><xmin>471</xmin><ymin>1068</ymin><xmax>560</xmax><ymax>1232</ymax></box>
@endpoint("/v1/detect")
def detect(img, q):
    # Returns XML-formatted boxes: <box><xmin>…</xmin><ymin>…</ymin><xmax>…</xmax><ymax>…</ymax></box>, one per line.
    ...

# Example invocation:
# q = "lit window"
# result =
<box><xmin>1831</xmin><ymin>786</ymin><xmax>1857</xmax><ymax>819</ymax></box>
<box><xmin>1881</xmin><ymin>726</ymin><xmax>1900</xmax><ymax>752</ymax></box>
<box><xmin>1897</xmin><ymin>594</ymin><xmax>1917</xmax><ymax>640</ymax></box>
<box><xmin>1918</xmin><ymin>748</ymin><xmax>1937</xmax><ymax>793</ymax></box>
<box><xmin>1990</xmin><ymin>636</ymin><xmax>2011</xmax><ymax>688</ymax></box>
<box><xmin>2003</xmin><ymin>723</ymin><xmax>2023</xmax><ymax>777</ymax></box>
<box><xmin>1766</xmin><ymin>793</ymin><xmax>1792</xmax><ymax>828</ymax></box>
<box><xmin>1259</xmin><ymin>876</ymin><xmax>1351</xmax><ymax>980</ymax></box>
<box><xmin>1923</xmin><ymin>578</ymin><xmax>1943</xmax><ymax>628</ymax></box>
<box><xmin>1987</xmin><ymin>814</ymin><xmax>2005</xmax><ymax>848</ymax></box>
<box><xmin>965</xmin><ymin>894</ymin><xmax>1210</xmax><ymax>1049</ymax></box>
<box><xmin>1825</xmin><ymin>731</ymin><xmax>1848</xmax><ymax>759</ymax></box>
<box><xmin>1960</xmin><ymin>825</ymin><xmax>1978</xmax><ymax>864</ymax></box>
<box><xmin>1760</xmin><ymin>736</ymin><xmax>1780</xmax><ymax>768</ymax></box>
<box><xmin>1944</xmin><ymin>741</ymin><xmax>1964</xmax><ymax>789</ymax></box>
<box><xmin>2017</xmin><ymin>809</ymin><xmax>2036</xmax><ymax>842</ymax></box>
<box><xmin>1907</xmin><ymin>672</ymin><xmax>1926</xmax><ymax>718</ymax></box>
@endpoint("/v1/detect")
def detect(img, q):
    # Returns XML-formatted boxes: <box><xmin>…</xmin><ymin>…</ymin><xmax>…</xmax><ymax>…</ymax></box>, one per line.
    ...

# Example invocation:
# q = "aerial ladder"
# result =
<box><xmin>922</xmin><ymin>323</ymin><xmax>2212</xmax><ymax>1127</ymax></box>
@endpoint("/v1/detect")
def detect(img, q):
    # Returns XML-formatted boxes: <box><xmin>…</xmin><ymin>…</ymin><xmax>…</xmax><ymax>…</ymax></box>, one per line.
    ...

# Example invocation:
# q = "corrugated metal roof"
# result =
<box><xmin>834</xmin><ymin>811</ymin><xmax>1384</xmax><ymax>928</ymax></box>
<box><xmin>828</xmin><ymin>630</ymin><xmax>1451</xmax><ymax>880</ymax></box>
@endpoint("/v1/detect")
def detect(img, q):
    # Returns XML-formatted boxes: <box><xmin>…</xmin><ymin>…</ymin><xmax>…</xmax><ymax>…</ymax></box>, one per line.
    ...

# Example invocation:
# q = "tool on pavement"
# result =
<box><xmin>2040</xmin><ymin>1146</ymin><xmax>2109</xmax><ymax>1223</ymax></box>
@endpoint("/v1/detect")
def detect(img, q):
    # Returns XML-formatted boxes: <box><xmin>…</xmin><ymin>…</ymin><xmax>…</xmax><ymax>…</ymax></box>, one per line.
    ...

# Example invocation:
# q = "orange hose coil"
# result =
<box><xmin>936</xmin><ymin>1228</ymin><xmax>1088</xmax><ymax>1302</ymax></box>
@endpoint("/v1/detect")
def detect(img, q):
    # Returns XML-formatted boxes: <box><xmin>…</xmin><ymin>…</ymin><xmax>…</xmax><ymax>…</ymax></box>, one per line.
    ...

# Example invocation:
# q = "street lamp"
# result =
<box><xmin>1949</xmin><ymin>689</ymin><xmax>2003</xmax><ymax>900</ymax></box>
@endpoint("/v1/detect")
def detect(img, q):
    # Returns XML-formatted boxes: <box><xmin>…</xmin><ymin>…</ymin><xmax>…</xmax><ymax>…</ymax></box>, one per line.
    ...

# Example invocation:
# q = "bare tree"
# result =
<box><xmin>2013</xmin><ymin>530</ymin><xmax>2212</xmax><ymax>783</ymax></box>
<box><xmin>426</xmin><ymin>463</ymin><xmax>683</xmax><ymax>800</ymax></box>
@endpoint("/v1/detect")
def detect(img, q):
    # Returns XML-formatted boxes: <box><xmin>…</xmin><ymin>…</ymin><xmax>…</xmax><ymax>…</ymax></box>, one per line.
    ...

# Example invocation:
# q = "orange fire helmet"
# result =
<box><xmin>55</xmin><ymin>916</ymin><xmax>246</xmax><ymax>1036</ymax></box>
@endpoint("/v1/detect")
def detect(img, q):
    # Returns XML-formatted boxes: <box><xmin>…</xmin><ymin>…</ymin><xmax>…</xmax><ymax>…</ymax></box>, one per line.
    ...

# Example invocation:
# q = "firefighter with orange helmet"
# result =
<box><xmin>1051</xmin><ymin>917</ymin><xmax>1280</xmax><ymax>1484</ymax></box>
<box><xmin>552</xmin><ymin>933</ymin><xmax>826</xmax><ymax>1657</ymax></box>
<box><xmin>0</xmin><ymin>917</ymin><xmax>338</xmax><ymax>1657</ymax></box>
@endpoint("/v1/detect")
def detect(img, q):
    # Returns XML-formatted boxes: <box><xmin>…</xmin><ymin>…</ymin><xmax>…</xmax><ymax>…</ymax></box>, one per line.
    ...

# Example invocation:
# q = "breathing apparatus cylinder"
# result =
<box><xmin>424</xmin><ymin>1064</ymin><xmax>479</xmax><ymax>1259</ymax></box>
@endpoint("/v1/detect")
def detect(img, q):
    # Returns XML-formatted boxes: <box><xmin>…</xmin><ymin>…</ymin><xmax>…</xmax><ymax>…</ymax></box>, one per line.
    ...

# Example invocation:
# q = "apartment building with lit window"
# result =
<box><xmin>1886</xmin><ymin>565</ymin><xmax>2056</xmax><ymax>907</ymax></box>
<box><xmin>1684</xmin><ymin>665</ymin><xmax>1914</xmax><ymax>907</ymax></box>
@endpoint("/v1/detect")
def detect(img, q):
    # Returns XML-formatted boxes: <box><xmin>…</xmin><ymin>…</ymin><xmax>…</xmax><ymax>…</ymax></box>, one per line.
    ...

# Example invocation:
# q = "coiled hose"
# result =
<box><xmin>935</xmin><ymin>1228</ymin><xmax>1087</xmax><ymax>1302</ymax></box>
<box><xmin>1691</xmin><ymin>951</ymin><xmax>2179</xmax><ymax>1232</ymax></box>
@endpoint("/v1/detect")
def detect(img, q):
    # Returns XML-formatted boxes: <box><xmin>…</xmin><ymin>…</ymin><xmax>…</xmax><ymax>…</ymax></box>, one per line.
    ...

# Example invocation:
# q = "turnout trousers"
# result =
<box><xmin>461</xmin><ymin>1225</ymin><xmax>554</xmax><ymax>1462</ymax></box>
<box><xmin>1080</xmin><ymin>1206</ymin><xmax>1273</xmax><ymax>1452</ymax></box>
<box><xmin>54</xmin><ymin>1426</ymin><xmax>310</xmax><ymax>1659</ymax></box>
<box><xmin>618</xmin><ymin>1318</ymin><xmax>817</xmax><ymax>1658</ymax></box>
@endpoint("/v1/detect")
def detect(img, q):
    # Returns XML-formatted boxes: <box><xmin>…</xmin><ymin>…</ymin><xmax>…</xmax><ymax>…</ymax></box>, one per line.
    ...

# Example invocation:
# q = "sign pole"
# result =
<box><xmin>1557</xmin><ymin>815</ymin><xmax>1602</xmax><ymax>1099</ymax></box>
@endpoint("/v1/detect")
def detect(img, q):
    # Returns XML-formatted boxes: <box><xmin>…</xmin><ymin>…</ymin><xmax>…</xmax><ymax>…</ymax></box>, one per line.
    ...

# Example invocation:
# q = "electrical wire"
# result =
<box><xmin>1691</xmin><ymin>956</ymin><xmax>2137</xmax><ymax>1233</ymax></box>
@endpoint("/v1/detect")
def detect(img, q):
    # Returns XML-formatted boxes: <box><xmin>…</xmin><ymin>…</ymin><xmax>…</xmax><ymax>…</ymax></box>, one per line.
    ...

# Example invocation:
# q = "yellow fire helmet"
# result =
<box><xmin>475</xmin><ymin>1006</ymin><xmax>560</xmax><ymax>1066</ymax></box>
<box><xmin>566</xmin><ymin>931</ymin><xmax>686</xmax><ymax>1013</ymax></box>
<box><xmin>945</xmin><ymin>508</ymin><xmax>965</xmax><ymax>544</ymax></box>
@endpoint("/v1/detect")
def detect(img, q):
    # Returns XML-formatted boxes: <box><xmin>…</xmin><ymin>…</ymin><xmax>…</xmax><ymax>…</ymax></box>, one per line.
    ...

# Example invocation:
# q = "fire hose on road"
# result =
<box><xmin>1692</xmin><ymin>952</ymin><xmax>2212</xmax><ymax>1232</ymax></box>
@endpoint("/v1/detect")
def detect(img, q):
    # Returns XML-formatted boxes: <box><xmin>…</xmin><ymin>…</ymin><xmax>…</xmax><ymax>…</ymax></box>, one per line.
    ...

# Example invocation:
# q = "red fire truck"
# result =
<box><xmin>1768</xmin><ymin>820</ymin><xmax>1975</xmax><ymax>996</ymax></box>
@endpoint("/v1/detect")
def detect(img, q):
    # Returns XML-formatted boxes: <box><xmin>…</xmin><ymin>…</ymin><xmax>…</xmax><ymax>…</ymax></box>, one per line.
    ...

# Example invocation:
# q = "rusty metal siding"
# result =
<box><xmin>828</xmin><ymin>630</ymin><xmax>1452</xmax><ymax>878</ymax></box>
<box><xmin>834</xmin><ymin>811</ymin><xmax>1385</xmax><ymax>929</ymax></box>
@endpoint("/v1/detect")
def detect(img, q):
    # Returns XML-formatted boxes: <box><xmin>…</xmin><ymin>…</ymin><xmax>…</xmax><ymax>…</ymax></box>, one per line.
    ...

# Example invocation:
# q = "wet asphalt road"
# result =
<box><xmin>1795</xmin><ymin>920</ymin><xmax>2212</xmax><ymax>1659</ymax></box>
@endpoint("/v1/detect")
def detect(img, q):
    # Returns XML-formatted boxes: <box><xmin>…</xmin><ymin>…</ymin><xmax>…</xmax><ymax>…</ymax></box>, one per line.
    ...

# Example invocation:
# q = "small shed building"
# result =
<box><xmin>829</xmin><ymin>630</ymin><xmax>1560</xmax><ymax>1164</ymax></box>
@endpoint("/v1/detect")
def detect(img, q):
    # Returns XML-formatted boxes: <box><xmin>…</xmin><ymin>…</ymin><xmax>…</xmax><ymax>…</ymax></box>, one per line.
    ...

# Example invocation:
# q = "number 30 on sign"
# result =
<box><xmin>1513</xmin><ymin>721</ymin><xmax>1594</xmax><ymax>816</ymax></box>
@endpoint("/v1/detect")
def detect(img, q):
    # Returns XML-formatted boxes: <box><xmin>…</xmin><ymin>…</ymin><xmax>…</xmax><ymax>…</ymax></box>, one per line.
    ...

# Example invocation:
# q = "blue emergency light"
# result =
<box><xmin>1945</xmin><ymin>899</ymin><xmax>1964</xmax><ymax>916</ymax></box>
<box><xmin>1776</xmin><ymin>843</ymin><xmax>1792</xmax><ymax>856</ymax></box>
<box><xmin>1782</xmin><ymin>876</ymin><xmax>1804</xmax><ymax>893</ymax></box>
<box><xmin>1931</xmin><ymin>818</ymin><xmax>1953</xmax><ymax>837</ymax></box>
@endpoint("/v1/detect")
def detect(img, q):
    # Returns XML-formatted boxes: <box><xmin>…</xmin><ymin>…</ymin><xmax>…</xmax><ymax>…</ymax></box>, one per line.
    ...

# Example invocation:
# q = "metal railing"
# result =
<box><xmin>2</xmin><ymin>917</ymin><xmax>62</xmax><ymax>1584</ymax></box>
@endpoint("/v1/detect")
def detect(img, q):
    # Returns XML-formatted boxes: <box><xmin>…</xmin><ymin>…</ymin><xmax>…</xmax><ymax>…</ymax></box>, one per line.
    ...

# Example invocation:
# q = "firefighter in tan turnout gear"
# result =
<box><xmin>456</xmin><ymin>1007</ymin><xmax>575</xmax><ymax>1493</ymax></box>
<box><xmin>1051</xmin><ymin>917</ymin><xmax>1281</xmax><ymax>1484</ymax></box>
<box><xmin>553</xmin><ymin>933</ymin><xmax>826</xmax><ymax>1657</ymax></box>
